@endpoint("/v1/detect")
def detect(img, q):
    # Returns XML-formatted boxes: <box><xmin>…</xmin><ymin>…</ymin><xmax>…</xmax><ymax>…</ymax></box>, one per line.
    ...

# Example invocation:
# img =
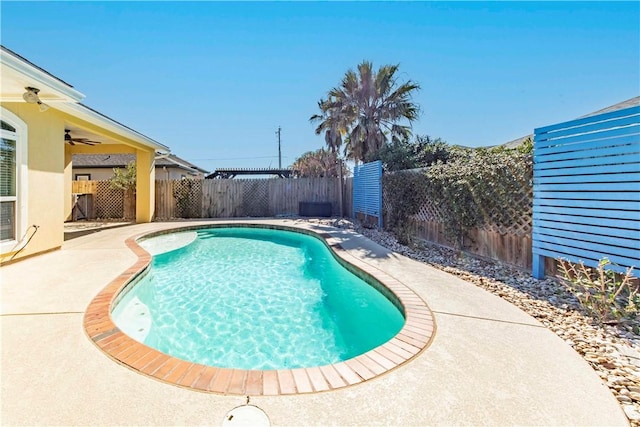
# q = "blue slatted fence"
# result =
<box><xmin>353</xmin><ymin>160</ymin><xmax>383</xmax><ymax>228</ymax></box>
<box><xmin>532</xmin><ymin>105</ymin><xmax>640</xmax><ymax>278</ymax></box>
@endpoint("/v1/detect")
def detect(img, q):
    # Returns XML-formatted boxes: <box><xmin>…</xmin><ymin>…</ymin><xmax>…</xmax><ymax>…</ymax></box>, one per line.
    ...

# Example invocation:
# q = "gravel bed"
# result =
<box><xmin>302</xmin><ymin>218</ymin><xmax>640</xmax><ymax>425</ymax></box>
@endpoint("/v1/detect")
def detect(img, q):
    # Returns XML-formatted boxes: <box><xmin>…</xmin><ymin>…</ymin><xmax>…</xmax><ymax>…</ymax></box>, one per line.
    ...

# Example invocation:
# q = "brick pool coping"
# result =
<box><xmin>83</xmin><ymin>223</ymin><xmax>436</xmax><ymax>395</ymax></box>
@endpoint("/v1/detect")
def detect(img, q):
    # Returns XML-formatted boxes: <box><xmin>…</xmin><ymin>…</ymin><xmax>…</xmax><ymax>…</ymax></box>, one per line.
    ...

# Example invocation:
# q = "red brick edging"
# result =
<box><xmin>83</xmin><ymin>224</ymin><xmax>436</xmax><ymax>395</ymax></box>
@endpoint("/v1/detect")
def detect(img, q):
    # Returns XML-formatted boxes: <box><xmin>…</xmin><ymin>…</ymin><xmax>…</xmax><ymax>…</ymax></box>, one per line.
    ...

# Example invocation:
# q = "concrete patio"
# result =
<box><xmin>0</xmin><ymin>219</ymin><xmax>628</xmax><ymax>426</ymax></box>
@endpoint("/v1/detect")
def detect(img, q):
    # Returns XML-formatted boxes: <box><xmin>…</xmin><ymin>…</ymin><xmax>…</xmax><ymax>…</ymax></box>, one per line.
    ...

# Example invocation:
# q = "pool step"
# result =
<box><xmin>113</xmin><ymin>296</ymin><xmax>152</xmax><ymax>342</ymax></box>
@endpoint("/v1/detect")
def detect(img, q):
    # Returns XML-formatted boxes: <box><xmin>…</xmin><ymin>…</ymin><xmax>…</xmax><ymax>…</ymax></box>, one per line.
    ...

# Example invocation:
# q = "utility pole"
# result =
<box><xmin>276</xmin><ymin>126</ymin><xmax>282</xmax><ymax>169</ymax></box>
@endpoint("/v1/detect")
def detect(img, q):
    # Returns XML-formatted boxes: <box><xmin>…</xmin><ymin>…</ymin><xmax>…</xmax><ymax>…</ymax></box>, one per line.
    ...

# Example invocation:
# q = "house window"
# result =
<box><xmin>0</xmin><ymin>108</ymin><xmax>27</xmax><ymax>249</ymax></box>
<box><xmin>75</xmin><ymin>174</ymin><xmax>91</xmax><ymax>181</ymax></box>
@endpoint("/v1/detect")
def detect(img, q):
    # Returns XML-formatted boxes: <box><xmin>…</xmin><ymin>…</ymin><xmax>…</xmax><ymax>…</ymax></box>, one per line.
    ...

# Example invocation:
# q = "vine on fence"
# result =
<box><xmin>426</xmin><ymin>149</ymin><xmax>532</xmax><ymax>247</ymax></box>
<box><xmin>172</xmin><ymin>180</ymin><xmax>201</xmax><ymax>218</ymax></box>
<box><xmin>384</xmin><ymin>149</ymin><xmax>533</xmax><ymax>248</ymax></box>
<box><xmin>383</xmin><ymin>171</ymin><xmax>429</xmax><ymax>244</ymax></box>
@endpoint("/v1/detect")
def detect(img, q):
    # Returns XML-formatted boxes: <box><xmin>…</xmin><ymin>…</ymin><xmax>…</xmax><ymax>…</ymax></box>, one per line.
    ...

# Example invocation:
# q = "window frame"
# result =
<box><xmin>0</xmin><ymin>108</ymin><xmax>28</xmax><ymax>253</ymax></box>
<box><xmin>75</xmin><ymin>173</ymin><xmax>91</xmax><ymax>181</ymax></box>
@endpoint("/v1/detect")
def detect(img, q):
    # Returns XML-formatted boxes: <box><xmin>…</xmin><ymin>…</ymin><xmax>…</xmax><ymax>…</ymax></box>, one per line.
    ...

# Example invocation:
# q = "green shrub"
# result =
<box><xmin>110</xmin><ymin>161</ymin><xmax>136</xmax><ymax>192</ymax></box>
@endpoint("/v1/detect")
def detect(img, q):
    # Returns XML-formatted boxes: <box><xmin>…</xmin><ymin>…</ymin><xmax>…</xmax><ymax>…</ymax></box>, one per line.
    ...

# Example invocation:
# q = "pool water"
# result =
<box><xmin>112</xmin><ymin>227</ymin><xmax>404</xmax><ymax>370</ymax></box>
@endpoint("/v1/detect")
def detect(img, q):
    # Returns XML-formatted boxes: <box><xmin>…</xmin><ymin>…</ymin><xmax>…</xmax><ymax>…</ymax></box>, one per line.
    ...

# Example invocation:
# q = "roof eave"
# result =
<box><xmin>0</xmin><ymin>46</ymin><xmax>85</xmax><ymax>103</ymax></box>
<box><xmin>56</xmin><ymin>103</ymin><xmax>170</xmax><ymax>154</ymax></box>
<box><xmin>164</xmin><ymin>155</ymin><xmax>208</xmax><ymax>174</ymax></box>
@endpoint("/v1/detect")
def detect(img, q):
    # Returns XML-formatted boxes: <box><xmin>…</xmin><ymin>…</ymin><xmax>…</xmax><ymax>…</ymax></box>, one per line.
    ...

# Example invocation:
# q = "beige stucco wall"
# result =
<box><xmin>1</xmin><ymin>103</ymin><xmax>66</xmax><ymax>263</ymax></box>
<box><xmin>64</xmin><ymin>145</ymin><xmax>73</xmax><ymax>221</ymax></box>
<box><xmin>135</xmin><ymin>148</ymin><xmax>154</xmax><ymax>222</ymax></box>
<box><xmin>72</xmin><ymin>168</ymin><xmax>116</xmax><ymax>181</ymax></box>
<box><xmin>1</xmin><ymin>103</ymin><xmax>158</xmax><ymax>263</ymax></box>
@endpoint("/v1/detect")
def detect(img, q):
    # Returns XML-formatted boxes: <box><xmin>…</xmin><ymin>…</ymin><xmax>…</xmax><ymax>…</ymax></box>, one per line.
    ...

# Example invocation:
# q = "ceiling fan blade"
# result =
<box><xmin>78</xmin><ymin>141</ymin><xmax>97</xmax><ymax>145</ymax></box>
<box><xmin>71</xmin><ymin>138</ymin><xmax>101</xmax><ymax>144</ymax></box>
<box><xmin>67</xmin><ymin>140</ymin><xmax>75</xmax><ymax>146</ymax></box>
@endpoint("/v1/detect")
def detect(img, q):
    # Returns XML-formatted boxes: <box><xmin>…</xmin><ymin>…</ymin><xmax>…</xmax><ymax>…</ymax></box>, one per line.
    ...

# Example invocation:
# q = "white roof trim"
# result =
<box><xmin>166</xmin><ymin>156</ymin><xmax>204</xmax><ymax>174</ymax></box>
<box><xmin>0</xmin><ymin>48</ymin><xmax>85</xmax><ymax>103</ymax></box>
<box><xmin>55</xmin><ymin>102</ymin><xmax>170</xmax><ymax>154</ymax></box>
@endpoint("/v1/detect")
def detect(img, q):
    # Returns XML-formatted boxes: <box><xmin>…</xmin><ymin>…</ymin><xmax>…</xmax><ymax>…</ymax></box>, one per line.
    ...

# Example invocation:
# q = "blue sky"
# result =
<box><xmin>2</xmin><ymin>1</ymin><xmax>638</xmax><ymax>172</ymax></box>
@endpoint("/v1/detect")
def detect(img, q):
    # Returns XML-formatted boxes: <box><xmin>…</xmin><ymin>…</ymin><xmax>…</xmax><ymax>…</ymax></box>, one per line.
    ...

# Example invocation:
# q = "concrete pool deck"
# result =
<box><xmin>0</xmin><ymin>219</ymin><xmax>628</xmax><ymax>426</ymax></box>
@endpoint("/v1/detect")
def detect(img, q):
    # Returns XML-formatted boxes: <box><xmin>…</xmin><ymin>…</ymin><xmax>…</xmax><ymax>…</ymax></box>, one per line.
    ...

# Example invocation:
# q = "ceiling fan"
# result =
<box><xmin>64</xmin><ymin>129</ymin><xmax>102</xmax><ymax>146</ymax></box>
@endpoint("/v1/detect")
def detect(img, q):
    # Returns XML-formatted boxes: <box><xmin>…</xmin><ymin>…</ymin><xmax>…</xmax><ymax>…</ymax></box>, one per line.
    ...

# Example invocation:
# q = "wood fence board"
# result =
<box><xmin>72</xmin><ymin>181</ymin><xmax>97</xmax><ymax>194</ymax></box>
<box><xmin>156</xmin><ymin>178</ymin><xmax>344</xmax><ymax>219</ymax></box>
<box><xmin>412</xmin><ymin>219</ymin><xmax>533</xmax><ymax>269</ymax></box>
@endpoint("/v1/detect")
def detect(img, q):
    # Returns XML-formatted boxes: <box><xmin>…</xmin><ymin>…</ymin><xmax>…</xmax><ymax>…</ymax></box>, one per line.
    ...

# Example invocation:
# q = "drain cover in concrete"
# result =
<box><xmin>222</xmin><ymin>405</ymin><xmax>270</xmax><ymax>427</ymax></box>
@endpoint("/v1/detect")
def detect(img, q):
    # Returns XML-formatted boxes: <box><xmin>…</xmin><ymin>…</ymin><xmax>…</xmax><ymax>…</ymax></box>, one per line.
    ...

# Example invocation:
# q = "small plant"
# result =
<box><xmin>558</xmin><ymin>258</ymin><xmax>639</xmax><ymax>328</ymax></box>
<box><xmin>110</xmin><ymin>161</ymin><xmax>136</xmax><ymax>192</ymax></box>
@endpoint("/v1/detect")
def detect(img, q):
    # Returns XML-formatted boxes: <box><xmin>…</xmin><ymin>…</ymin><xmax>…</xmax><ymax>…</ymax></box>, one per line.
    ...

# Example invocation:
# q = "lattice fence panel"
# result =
<box><xmin>241</xmin><ymin>180</ymin><xmax>270</xmax><ymax>217</ymax></box>
<box><xmin>480</xmin><ymin>175</ymin><xmax>533</xmax><ymax>236</ymax></box>
<box><xmin>172</xmin><ymin>179</ymin><xmax>203</xmax><ymax>218</ymax></box>
<box><xmin>412</xmin><ymin>196</ymin><xmax>447</xmax><ymax>223</ymax></box>
<box><xmin>95</xmin><ymin>180</ymin><xmax>124</xmax><ymax>219</ymax></box>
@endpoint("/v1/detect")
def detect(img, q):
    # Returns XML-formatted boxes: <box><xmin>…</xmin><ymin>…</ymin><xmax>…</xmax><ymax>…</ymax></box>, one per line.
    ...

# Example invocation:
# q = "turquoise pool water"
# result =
<box><xmin>112</xmin><ymin>227</ymin><xmax>404</xmax><ymax>370</ymax></box>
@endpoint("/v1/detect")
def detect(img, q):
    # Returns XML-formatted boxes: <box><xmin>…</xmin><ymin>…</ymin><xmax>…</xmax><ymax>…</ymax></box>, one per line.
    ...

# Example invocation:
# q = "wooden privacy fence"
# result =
<box><xmin>155</xmin><ymin>177</ymin><xmax>348</xmax><ymax>219</ymax></box>
<box><xmin>532</xmin><ymin>105</ymin><xmax>640</xmax><ymax>278</ymax></box>
<box><xmin>71</xmin><ymin>180</ymin><xmax>135</xmax><ymax>219</ymax></box>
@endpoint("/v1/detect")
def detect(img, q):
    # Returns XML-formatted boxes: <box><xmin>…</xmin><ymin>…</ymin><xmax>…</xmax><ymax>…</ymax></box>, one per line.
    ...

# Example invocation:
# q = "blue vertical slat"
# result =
<box><xmin>353</xmin><ymin>160</ymin><xmax>382</xmax><ymax>228</ymax></box>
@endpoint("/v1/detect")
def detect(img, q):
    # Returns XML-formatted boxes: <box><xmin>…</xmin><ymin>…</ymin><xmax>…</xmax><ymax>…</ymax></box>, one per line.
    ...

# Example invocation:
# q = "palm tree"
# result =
<box><xmin>310</xmin><ymin>61</ymin><xmax>420</xmax><ymax>162</ymax></box>
<box><xmin>291</xmin><ymin>148</ymin><xmax>346</xmax><ymax>178</ymax></box>
<box><xmin>309</xmin><ymin>99</ymin><xmax>348</xmax><ymax>154</ymax></box>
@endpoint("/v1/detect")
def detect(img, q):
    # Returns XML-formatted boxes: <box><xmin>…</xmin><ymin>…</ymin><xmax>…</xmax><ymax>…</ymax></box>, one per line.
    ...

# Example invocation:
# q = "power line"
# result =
<box><xmin>187</xmin><ymin>155</ymin><xmax>288</xmax><ymax>161</ymax></box>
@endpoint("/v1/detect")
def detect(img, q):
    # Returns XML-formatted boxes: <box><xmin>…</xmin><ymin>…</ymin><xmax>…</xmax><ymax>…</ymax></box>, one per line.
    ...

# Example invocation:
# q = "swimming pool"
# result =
<box><xmin>84</xmin><ymin>222</ymin><xmax>435</xmax><ymax>395</ymax></box>
<box><xmin>112</xmin><ymin>227</ymin><xmax>404</xmax><ymax>370</ymax></box>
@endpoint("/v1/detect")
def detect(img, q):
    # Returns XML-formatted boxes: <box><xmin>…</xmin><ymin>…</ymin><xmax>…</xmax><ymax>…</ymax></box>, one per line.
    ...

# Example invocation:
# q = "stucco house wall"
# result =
<box><xmin>1</xmin><ymin>46</ymin><xmax>169</xmax><ymax>263</ymax></box>
<box><xmin>1</xmin><ymin>104</ymin><xmax>66</xmax><ymax>261</ymax></box>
